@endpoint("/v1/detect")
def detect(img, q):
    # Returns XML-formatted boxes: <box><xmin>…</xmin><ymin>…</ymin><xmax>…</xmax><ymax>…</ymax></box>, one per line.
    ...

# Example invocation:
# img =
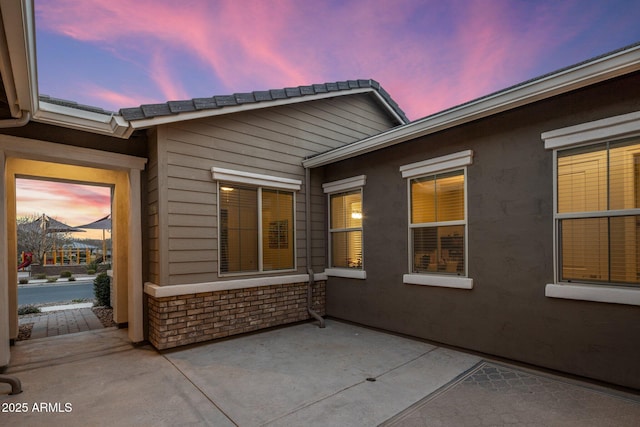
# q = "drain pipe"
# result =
<box><xmin>0</xmin><ymin>110</ymin><xmax>30</xmax><ymax>128</ymax></box>
<box><xmin>305</xmin><ymin>166</ymin><xmax>325</xmax><ymax>328</ymax></box>
<box><xmin>0</xmin><ymin>374</ymin><xmax>22</xmax><ymax>395</ymax></box>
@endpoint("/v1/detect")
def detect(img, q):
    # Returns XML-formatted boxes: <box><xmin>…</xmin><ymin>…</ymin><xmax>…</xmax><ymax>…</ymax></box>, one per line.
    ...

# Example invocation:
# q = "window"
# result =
<box><xmin>330</xmin><ymin>190</ymin><xmax>363</xmax><ymax>269</ymax></box>
<box><xmin>212</xmin><ymin>167</ymin><xmax>300</xmax><ymax>275</ymax></box>
<box><xmin>556</xmin><ymin>139</ymin><xmax>640</xmax><ymax>286</ymax></box>
<box><xmin>410</xmin><ymin>171</ymin><xmax>465</xmax><ymax>275</ymax></box>
<box><xmin>543</xmin><ymin>111</ymin><xmax>640</xmax><ymax>306</ymax></box>
<box><xmin>323</xmin><ymin>175</ymin><xmax>366</xmax><ymax>279</ymax></box>
<box><xmin>400</xmin><ymin>150</ymin><xmax>473</xmax><ymax>289</ymax></box>
<box><xmin>219</xmin><ymin>183</ymin><xmax>294</xmax><ymax>273</ymax></box>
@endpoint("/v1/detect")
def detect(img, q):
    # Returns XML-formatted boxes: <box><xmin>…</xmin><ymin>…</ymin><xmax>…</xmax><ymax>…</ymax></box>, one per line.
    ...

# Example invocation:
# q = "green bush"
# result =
<box><xmin>94</xmin><ymin>272</ymin><xmax>111</xmax><ymax>307</ymax></box>
<box><xmin>35</xmin><ymin>273</ymin><xmax>47</xmax><ymax>280</ymax></box>
<box><xmin>86</xmin><ymin>269</ymin><xmax>96</xmax><ymax>275</ymax></box>
<box><xmin>46</xmin><ymin>276</ymin><xmax>57</xmax><ymax>283</ymax></box>
<box><xmin>18</xmin><ymin>278</ymin><xmax>29</xmax><ymax>284</ymax></box>
<box><xmin>60</xmin><ymin>270</ymin><xmax>73</xmax><ymax>278</ymax></box>
<box><xmin>18</xmin><ymin>305</ymin><xmax>41</xmax><ymax>315</ymax></box>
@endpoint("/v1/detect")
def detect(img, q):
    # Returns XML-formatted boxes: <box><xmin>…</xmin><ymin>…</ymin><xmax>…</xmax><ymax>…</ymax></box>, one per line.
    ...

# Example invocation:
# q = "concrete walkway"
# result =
<box><xmin>19</xmin><ymin>306</ymin><xmax>103</xmax><ymax>339</ymax></box>
<box><xmin>1</xmin><ymin>320</ymin><xmax>639</xmax><ymax>426</ymax></box>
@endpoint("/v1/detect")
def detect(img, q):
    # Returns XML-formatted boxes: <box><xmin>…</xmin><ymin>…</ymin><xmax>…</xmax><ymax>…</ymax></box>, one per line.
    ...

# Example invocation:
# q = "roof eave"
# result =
<box><xmin>303</xmin><ymin>43</ymin><xmax>640</xmax><ymax>168</ymax></box>
<box><xmin>127</xmin><ymin>87</ymin><xmax>407</xmax><ymax>129</ymax></box>
<box><xmin>34</xmin><ymin>101</ymin><xmax>133</xmax><ymax>138</ymax></box>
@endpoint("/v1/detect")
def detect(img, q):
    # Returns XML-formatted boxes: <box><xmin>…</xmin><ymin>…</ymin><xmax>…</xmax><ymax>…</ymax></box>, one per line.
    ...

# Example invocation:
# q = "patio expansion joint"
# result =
<box><xmin>261</xmin><ymin>346</ymin><xmax>441</xmax><ymax>426</ymax></box>
<box><xmin>161</xmin><ymin>353</ymin><xmax>240</xmax><ymax>427</ymax></box>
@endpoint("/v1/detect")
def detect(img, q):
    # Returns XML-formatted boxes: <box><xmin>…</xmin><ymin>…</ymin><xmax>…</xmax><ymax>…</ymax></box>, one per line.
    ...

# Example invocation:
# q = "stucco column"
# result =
<box><xmin>128</xmin><ymin>169</ymin><xmax>144</xmax><ymax>343</ymax></box>
<box><xmin>0</xmin><ymin>150</ymin><xmax>9</xmax><ymax>366</ymax></box>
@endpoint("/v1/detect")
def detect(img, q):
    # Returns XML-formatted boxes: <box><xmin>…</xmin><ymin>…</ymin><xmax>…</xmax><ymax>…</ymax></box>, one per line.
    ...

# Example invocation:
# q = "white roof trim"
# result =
<box><xmin>303</xmin><ymin>44</ymin><xmax>640</xmax><ymax>168</ymax></box>
<box><xmin>400</xmin><ymin>150</ymin><xmax>473</xmax><ymax>178</ymax></box>
<box><xmin>542</xmin><ymin>110</ymin><xmax>640</xmax><ymax>150</ymax></box>
<box><xmin>212</xmin><ymin>167</ymin><xmax>302</xmax><ymax>190</ymax></box>
<box><xmin>34</xmin><ymin>102</ymin><xmax>133</xmax><ymax>138</ymax></box>
<box><xmin>322</xmin><ymin>175</ymin><xmax>366</xmax><ymax>193</ymax></box>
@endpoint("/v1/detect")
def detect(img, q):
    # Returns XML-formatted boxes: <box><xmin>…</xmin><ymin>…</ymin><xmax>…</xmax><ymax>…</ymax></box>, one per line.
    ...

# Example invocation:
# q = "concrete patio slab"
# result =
<box><xmin>1</xmin><ymin>328</ymin><xmax>233</xmax><ymax>426</ymax></box>
<box><xmin>2</xmin><ymin>319</ymin><xmax>638</xmax><ymax>426</ymax></box>
<box><xmin>163</xmin><ymin>320</ymin><xmax>480</xmax><ymax>426</ymax></box>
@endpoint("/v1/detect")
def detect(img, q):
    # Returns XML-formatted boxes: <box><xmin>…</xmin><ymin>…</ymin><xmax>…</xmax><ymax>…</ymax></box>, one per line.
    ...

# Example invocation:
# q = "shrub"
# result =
<box><xmin>68</xmin><ymin>276</ymin><xmax>76</xmax><ymax>281</ymax></box>
<box><xmin>60</xmin><ymin>270</ymin><xmax>73</xmax><ymax>278</ymax></box>
<box><xmin>94</xmin><ymin>272</ymin><xmax>111</xmax><ymax>307</ymax></box>
<box><xmin>18</xmin><ymin>305</ymin><xmax>41</xmax><ymax>315</ymax></box>
<box><xmin>86</xmin><ymin>269</ymin><xmax>96</xmax><ymax>275</ymax></box>
<box><xmin>35</xmin><ymin>273</ymin><xmax>47</xmax><ymax>280</ymax></box>
<box><xmin>46</xmin><ymin>276</ymin><xmax>57</xmax><ymax>283</ymax></box>
<box><xmin>18</xmin><ymin>278</ymin><xmax>29</xmax><ymax>284</ymax></box>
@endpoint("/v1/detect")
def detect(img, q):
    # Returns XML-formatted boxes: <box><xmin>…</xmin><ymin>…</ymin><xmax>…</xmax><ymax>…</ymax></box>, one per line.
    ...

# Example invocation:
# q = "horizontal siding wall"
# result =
<box><xmin>154</xmin><ymin>93</ymin><xmax>395</xmax><ymax>286</ymax></box>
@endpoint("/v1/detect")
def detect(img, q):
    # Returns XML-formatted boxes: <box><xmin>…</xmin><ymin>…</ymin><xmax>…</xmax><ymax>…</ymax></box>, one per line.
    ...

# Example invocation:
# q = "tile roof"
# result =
<box><xmin>118</xmin><ymin>79</ymin><xmax>408</xmax><ymax>123</ymax></box>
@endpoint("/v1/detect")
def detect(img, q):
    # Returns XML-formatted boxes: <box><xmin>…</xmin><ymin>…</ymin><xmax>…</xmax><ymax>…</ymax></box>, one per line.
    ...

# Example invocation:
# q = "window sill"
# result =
<box><xmin>545</xmin><ymin>283</ymin><xmax>640</xmax><ymax>306</ymax></box>
<box><xmin>325</xmin><ymin>268</ymin><xmax>367</xmax><ymax>279</ymax></box>
<box><xmin>403</xmin><ymin>274</ymin><xmax>473</xmax><ymax>289</ymax></box>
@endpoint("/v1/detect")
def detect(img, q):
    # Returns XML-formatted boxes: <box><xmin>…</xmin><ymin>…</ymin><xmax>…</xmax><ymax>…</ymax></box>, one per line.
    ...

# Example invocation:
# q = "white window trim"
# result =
<box><xmin>215</xmin><ymin>179</ymin><xmax>297</xmax><ymax>277</ymax></box>
<box><xmin>325</xmin><ymin>268</ymin><xmax>367</xmax><ymax>280</ymax></box>
<box><xmin>323</xmin><ymin>175</ymin><xmax>366</xmax><ymax>279</ymax></box>
<box><xmin>322</xmin><ymin>175</ymin><xmax>366</xmax><ymax>193</ymax></box>
<box><xmin>401</xmin><ymin>151</ymin><xmax>473</xmax><ymax>289</ymax></box>
<box><xmin>212</xmin><ymin>167</ymin><xmax>302</xmax><ymax>190</ymax></box>
<box><xmin>400</xmin><ymin>149</ymin><xmax>473</xmax><ymax>179</ymax></box>
<box><xmin>544</xmin><ymin>111</ymin><xmax>640</xmax><ymax>306</ymax></box>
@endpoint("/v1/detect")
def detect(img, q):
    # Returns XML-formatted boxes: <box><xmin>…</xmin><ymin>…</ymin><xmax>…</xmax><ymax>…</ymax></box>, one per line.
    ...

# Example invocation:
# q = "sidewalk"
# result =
<box><xmin>19</xmin><ymin>305</ymin><xmax>104</xmax><ymax>339</ymax></box>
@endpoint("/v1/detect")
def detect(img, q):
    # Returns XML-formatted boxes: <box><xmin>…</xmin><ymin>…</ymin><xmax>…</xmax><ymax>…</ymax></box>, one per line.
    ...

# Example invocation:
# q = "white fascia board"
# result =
<box><xmin>34</xmin><ymin>102</ymin><xmax>133</xmax><ymax>138</ymax></box>
<box><xmin>303</xmin><ymin>45</ymin><xmax>640</xmax><ymax>168</ymax></box>
<box><xmin>1</xmin><ymin>0</ymin><xmax>38</xmax><ymax>113</ymax></box>
<box><xmin>128</xmin><ymin>88</ymin><xmax>394</xmax><ymax>129</ymax></box>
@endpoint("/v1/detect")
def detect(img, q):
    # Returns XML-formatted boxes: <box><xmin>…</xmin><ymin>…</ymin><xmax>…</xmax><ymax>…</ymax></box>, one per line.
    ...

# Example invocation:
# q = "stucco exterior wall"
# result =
<box><xmin>321</xmin><ymin>72</ymin><xmax>640</xmax><ymax>389</ymax></box>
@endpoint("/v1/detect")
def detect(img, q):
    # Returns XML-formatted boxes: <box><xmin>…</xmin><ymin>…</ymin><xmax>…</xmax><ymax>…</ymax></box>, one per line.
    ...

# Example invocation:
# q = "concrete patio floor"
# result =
<box><xmin>1</xmin><ymin>320</ymin><xmax>639</xmax><ymax>426</ymax></box>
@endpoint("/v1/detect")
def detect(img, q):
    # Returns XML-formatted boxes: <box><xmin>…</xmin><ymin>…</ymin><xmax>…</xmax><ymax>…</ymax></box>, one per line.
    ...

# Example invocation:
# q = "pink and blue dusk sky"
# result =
<box><xmin>17</xmin><ymin>0</ymin><xmax>640</xmax><ymax>233</ymax></box>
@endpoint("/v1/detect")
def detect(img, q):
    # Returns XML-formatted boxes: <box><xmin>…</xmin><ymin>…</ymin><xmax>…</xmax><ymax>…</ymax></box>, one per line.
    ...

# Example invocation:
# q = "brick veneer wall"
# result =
<box><xmin>146</xmin><ymin>280</ymin><xmax>326</xmax><ymax>350</ymax></box>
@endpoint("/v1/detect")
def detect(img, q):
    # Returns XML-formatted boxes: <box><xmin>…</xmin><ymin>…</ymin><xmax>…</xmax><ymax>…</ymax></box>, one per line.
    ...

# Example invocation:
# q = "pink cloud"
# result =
<box><xmin>35</xmin><ymin>0</ymin><xmax>617</xmax><ymax>120</ymax></box>
<box><xmin>16</xmin><ymin>179</ymin><xmax>110</xmax><ymax>231</ymax></box>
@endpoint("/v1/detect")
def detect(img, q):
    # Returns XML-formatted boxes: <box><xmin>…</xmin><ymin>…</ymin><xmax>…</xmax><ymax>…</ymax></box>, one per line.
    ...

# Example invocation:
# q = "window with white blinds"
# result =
<box><xmin>329</xmin><ymin>190</ymin><xmax>363</xmax><ymax>269</ymax></box>
<box><xmin>410</xmin><ymin>170</ymin><xmax>466</xmax><ymax>275</ymax></box>
<box><xmin>556</xmin><ymin>138</ymin><xmax>640</xmax><ymax>286</ymax></box>
<box><xmin>219</xmin><ymin>183</ymin><xmax>294</xmax><ymax>274</ymax></box>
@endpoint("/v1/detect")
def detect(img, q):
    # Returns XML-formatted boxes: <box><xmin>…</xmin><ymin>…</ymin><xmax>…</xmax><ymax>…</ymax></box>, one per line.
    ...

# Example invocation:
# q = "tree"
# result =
<box><xmin>17</xmin><ymin>214</ymin><xmax>72</xmax><ymax>265</ymax></box>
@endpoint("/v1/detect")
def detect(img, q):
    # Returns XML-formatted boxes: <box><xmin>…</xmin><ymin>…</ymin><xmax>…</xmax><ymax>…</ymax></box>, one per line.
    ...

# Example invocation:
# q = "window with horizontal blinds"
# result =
<box><xmin>262</xmin><ymin>189</ymin><xmax>294</xmax><ymax>271</ymax></box>
<box><xmin>410</xmin><ymin>170</ymin><xmax>465</xmax><ymax>275</ymax></box>
<box><xmin>557</xmin><ymin>139</ymin><xmax>640</xmax><ymax>285</ymax></box>
<box><xmin>329</xmin><ymin>190</ymin><xmax>363</xmax><ymax>269</ymax></box>
<box><xmin>219</xmin><ymin>183</ymin><xmax>294</xmax><ymax>274</ymax></box>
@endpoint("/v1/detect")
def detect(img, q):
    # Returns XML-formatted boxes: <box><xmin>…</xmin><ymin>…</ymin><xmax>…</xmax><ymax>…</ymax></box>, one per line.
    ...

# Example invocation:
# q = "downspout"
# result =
<box><xmin>0</xmin><ymin>110</ymin><xmax>30</xmax><ymax>128</ymax></box>
<box><xmin>305</xmin><ymin>166</ymin><xmax>325</xmax><ymax>328</ymax></box>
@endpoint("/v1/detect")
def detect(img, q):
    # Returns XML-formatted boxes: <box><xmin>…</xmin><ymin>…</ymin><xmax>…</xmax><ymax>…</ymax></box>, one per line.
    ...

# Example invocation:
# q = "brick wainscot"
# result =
<box><xmin>145</xmin><ymin>280</ymin><xmax>325</xmax><ymax>350</ymax></box>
